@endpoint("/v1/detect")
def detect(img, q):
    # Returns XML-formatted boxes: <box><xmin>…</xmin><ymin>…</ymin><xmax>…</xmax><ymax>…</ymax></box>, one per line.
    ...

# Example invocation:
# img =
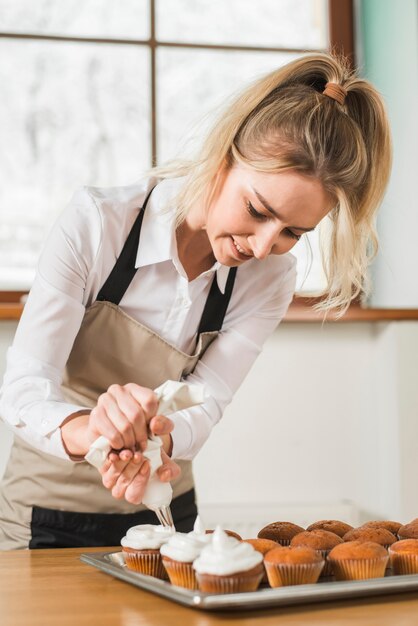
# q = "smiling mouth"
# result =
<box><xmin>231</xmin><ymin>237</ymin><xmax>253</xmax><ymax>257</ymax></box>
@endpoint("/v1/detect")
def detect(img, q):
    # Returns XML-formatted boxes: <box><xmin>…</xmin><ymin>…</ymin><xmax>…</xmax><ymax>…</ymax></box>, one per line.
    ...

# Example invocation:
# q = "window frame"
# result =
<box><xmin>0</xmin><ymin>0</ymin><xmax>353</xmax><ymax>302</ymax></box>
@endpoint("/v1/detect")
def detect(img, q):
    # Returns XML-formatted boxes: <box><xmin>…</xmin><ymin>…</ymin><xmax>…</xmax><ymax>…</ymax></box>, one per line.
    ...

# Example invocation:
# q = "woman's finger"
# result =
<box><xmin>101</xmin><ymin>455</ymin><xmax>133</xmax><ymax>490</ymax></box>
<box><xmin>108</xmin><ymin>385</ymin><xmax>149</xmax><ymax>452</ymax></box>
<box><xmin>148</xmin><ymin>415</ymin><xmax>174</xmax><ymax>437</ymax></box>
<box><xmin>156</xmin><ymin>451</ymin><xmax>181</xmax><ymax>483</ymax></box>
<box><xmin>111</xmin><ymin>458</ymin><xmax>149</xmax><ymax>499</ymax></box>
<box><xmin>98</xmin><ymin>391</ymin><xmax>136</xmax><ymax>450</ymax></box>
<box><xmin>124</xmin><ymin>384</ymin><xmax>159</xmax><ymax>420</ymax></box>
<box><xmin>123</xmin><ymin>462</ymin><xmax>151</xmax><ymax>504</ymax></box>
<box><xmin>89</xmin><ymin>405</ymin><xmax>125</xmax><ymax>449</ymax></box>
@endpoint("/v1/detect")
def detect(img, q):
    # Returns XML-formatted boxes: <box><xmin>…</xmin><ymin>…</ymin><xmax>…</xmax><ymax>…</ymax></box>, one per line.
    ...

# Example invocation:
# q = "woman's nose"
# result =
<box><xmin>249</xmin><ymin>227</ymin><xmax>278</xmax><ymax>260</ymax></box>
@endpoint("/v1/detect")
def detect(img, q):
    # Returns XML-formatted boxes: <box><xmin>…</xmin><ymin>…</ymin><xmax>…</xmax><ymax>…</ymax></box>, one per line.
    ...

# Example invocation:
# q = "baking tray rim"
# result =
<box><xmin>80</xmin><ymin>550</ymin><xmax>418</xmax><ymax>611</ymax></box>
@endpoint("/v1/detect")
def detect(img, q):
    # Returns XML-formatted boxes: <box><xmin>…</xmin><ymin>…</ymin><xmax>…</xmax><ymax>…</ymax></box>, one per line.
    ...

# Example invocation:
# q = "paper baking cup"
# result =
<box><xmin>317</xmin><ymin>549</ymin><xmax>333</xmax><ymax>577</ymax></box>
<box><xmin>389</xmin><ymin>550</ymin><xmax>418</xmax><ymax>575</ymax></box>
<box><xmin>196</xmin><ymin>567</ymin><xmax>263</xmax><ymax>594</ymax></box>
<box><xmin>329</xmin><ymin>556</ymin><xmax>388</xmax><ymax>581</ymax></box>
<box><xmin>124</xmin><ymin>551</ymin><xmax>167</xmax><ymax>579</ymax></box>
<box><xmin>265</xmin><ymin>560</ymin><xmax>324</xmax><ymax>587</ymax></box>
<box><xmin>162</xmin><ymin>559</ymin><xmax>198</xmax><ymax>590</ymax></box>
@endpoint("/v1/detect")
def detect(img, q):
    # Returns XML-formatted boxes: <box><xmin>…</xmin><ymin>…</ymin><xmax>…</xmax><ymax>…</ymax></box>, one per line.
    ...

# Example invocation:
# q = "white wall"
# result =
<box><xmin>1</xmin><ymin>319</ymin><xmax>417</xmax><ymax>527</ymax></box>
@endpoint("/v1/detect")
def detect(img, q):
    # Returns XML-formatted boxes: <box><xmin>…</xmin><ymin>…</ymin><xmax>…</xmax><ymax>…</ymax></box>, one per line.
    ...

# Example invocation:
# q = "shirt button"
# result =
<box><xmin>41</xmin><ymin>419</ymin><xmax>49</xmax><ymax>427</ymax></box>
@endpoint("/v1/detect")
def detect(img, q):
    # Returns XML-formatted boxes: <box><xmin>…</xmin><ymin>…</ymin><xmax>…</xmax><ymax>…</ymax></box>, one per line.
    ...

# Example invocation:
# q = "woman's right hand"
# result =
<box><xmin>61</xmin><ymin>383</ymin><xmax>170</xmax><ymax>456</ymax></box>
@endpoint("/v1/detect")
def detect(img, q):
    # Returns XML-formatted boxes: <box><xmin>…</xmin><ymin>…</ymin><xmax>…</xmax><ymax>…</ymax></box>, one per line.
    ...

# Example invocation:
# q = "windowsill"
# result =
<box><xmin>1</xmin><ymin>296</ymin><xmax>418</xmax><ymax>323</ymax></box>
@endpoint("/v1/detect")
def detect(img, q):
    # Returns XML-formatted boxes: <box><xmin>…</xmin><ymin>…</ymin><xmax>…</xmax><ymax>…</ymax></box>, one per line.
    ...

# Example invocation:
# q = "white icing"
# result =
<box><xmin>191</xmin><ymin>515</ymin><xmax>206</xmax><ymax>537</ymax></box>
<box><xmin>193</xmin><ymin>526</ymin><xmax>262</xmax><ymax>576</ymax></box>
<box><xmin>121</xmin><ymin>524</ymin><xmax>174</xmax><ymax>550</ymax></box>
<box><xmin>160</xmin><ymin>532</ymin><xmax>207</xmax><ymax>562</ymax></box>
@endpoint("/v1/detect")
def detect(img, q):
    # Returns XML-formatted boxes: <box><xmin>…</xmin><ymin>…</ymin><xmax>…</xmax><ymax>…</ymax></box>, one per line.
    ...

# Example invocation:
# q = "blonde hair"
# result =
<box><xmin>150</xmin><ymin>53</ymin><xmax>392</xmax><ymax>312</ymax></box>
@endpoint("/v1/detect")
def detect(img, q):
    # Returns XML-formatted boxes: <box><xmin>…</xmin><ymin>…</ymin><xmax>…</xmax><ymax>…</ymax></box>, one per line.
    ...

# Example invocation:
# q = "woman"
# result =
<box><xmin>0</xmin><ymin>54</ymin><xmax>391</xmax><ymax>549</ymax></box>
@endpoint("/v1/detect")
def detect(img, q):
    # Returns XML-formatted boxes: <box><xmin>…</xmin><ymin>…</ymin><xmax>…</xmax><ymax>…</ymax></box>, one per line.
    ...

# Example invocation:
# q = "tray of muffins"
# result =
<box><xmin>80</xmin><ymin>516</ymin><xmax>418</xmax><ymax>611</ymax></box>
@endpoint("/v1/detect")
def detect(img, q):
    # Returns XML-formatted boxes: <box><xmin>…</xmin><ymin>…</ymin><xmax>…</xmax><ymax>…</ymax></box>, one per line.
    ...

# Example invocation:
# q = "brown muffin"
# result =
<box><xmin>264</xmin><ymin>546</ymin><xmax>324</xmax><ymax>587</ymax></box>
<box><xmin>328</xmin><ymin>540</ymin><xmax>388</xmax><ymax>580</ymax></box>
<box><xmin>360</xmin><ymin>520</ymin><xmax>402</xmax><ymax>535</ymax></box>
<box><xmin>290</xmin><ymin>530</ymin><xmax>343</xmax><ymax>576</ymax></box>
<box><xmin>398</xmin><ymin>523</ymin><xmax>418</xmax><ymax>540</ymax></box>
<box><xmin>258</xmin><ymin>522</ymin><xmax>304</xmax><ymax>546</ymax></box>
<box><xmin>389</xmin><ymin>539</ymin><xmax>418</xmax><ymax>575</ymax></box>
<box><xmin>343</xmin><ymin>527</ymin><xmax>397</xmax><ymax>548</ymax></box>
<box><xmin>243</xmin><ymin>539</ymin><xmax>280</xmax><ymax>584</ymax></box>
<box><xmin>206</xmin><ymin>529</ymin><xmax>242</xmax><ymax>541</ymax></box>
<box><xmin>306</xmin><ymin>519</ymin><xmax>353</xmax><ymax>538</ymax></box>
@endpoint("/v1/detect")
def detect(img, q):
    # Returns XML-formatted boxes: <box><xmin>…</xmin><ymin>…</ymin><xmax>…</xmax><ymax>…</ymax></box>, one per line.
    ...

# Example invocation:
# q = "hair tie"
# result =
<box><xmin>323</xmin><ymin>82</ymin><xmax>347</xmax><ymax>106</ymax></box>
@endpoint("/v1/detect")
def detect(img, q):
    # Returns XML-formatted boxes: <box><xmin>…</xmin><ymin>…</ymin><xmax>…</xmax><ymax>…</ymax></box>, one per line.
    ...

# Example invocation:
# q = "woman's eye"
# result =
<box><xmin>246</xmin><ymin>201</ymin><xmax>268</xmax><ymax>220</ymax></box>
<box><xmin>285</xmin><ymin>229</ymin><xmax>301</xmax><ymax>241</ymax></box>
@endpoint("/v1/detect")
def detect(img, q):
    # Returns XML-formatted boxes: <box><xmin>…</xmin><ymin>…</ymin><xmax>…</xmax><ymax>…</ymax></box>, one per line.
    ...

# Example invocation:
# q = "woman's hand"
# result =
<box><xmin>60</xmin><ymin>383</ymin><xmax>181</xmax><ymax>505</ymax></box>
<box><xmin>99</xmin><ymin>445</ymin><xmax>181</xmax><ymax>505</ymax></box>
<box><xmin>61</xmin><ymin>383</ymin><xmax>171</xmax><ymax>456</ymax></box>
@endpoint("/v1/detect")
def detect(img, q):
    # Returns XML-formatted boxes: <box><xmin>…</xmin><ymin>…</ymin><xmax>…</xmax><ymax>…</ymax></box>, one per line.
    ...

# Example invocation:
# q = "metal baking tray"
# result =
<box><xmin>80</xmin><ymin>551</ymin><xmax>418</xmax><ymax>611</ymax></box>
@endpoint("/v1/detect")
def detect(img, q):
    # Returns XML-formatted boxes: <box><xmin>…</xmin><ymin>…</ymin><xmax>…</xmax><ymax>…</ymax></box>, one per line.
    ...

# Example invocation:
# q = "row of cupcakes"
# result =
<box><xmin>120</xmin><ymin>516</ymin><xmax>418</xmax><ymax>594</ymax></box>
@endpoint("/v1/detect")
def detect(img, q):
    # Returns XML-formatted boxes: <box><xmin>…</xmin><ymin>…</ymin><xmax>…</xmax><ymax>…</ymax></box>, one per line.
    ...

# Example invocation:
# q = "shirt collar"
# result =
<box><xmin>135</xmin><ymin>178</ymin><xmax>230</xmax><ymax>294</ymax></box>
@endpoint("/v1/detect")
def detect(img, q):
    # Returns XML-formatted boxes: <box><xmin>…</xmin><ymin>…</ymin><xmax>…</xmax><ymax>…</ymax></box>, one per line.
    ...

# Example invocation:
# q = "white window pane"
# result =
<box><xmin>156</xmin><ymin>0</ymin><xmax>328</xmax><ymax>49</ymax></box>
<box><xmin>157</xmin><ymin>48</ymin><xmax>303</xmax><ymax>163</ymax></box>
<box><xmin>0</xmin><ymin>0</ymin><xmax>149</xmax><ymax>39</ymax></box>
<box><xmin>0</xmin><ymin>39</ymin><xmax>150</xmax><ymax>288</ymax></box>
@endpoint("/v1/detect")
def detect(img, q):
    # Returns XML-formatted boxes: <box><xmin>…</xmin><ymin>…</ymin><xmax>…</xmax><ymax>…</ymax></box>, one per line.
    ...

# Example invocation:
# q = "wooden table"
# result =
<box><xmin>1</xmin><ymin>547</ymin><xmax>418</xmax><ymax>626</ymax></box>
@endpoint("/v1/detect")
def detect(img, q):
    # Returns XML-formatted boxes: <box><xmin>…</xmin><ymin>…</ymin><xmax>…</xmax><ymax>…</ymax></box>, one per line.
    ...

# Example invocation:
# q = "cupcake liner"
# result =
<box><xmin>277</xmin><ymin>539</ymin><xmax>291</xmax><ymax>547</ymax></box>
<box><xmin>328</xmin><ymin>556</ymin><xmax>388</xmax><ymax>581</ymax></box>
<box><xmin>162</xmin><ymin>559</ymin><xmax>198</xmax><ymax>590</ymax></box>
<box><xmin>196</xmin><ymin>567</ymin><xmax>263</xmax><ymax>594</ymax></box>
<box><xmin>265</xmin><ymin>561</ymin><xmax>324</xmax><ymax>587</ymax></box>
<box><xmin>389</xmin><ymin>551</ymin><xmax>418</xmax><ymax>575</ymax></box>
<box><xmin>124</xmin><ymin>550</ymin><xmax>168</xmax><ymax>579</ymax></box>
<box><xmin>317</xmin><ymin>549</ymin><xmax>333</xmax><ymax>577</ymax></box>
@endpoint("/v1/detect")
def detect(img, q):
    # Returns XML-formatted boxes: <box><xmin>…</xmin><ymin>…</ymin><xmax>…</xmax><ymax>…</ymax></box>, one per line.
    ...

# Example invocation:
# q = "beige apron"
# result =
<box><xmin>0</xmin><ymin>188</ymin><xmax>236</xmax><ymax>549</ymax></box>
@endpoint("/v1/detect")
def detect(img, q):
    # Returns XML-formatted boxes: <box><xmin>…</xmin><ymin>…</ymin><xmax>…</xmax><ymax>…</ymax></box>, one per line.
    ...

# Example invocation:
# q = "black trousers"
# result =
<box><xmin>29</xmin><ymin>489</ymin><xmax>197</xmax><ymax>549</ymax></box>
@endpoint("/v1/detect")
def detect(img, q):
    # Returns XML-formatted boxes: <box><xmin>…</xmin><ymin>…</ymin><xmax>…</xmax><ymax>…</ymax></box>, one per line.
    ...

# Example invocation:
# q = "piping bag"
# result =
<box><xmin>85</xmin><ymin>380</ymin><xmax>207</xmax><ymax>528</ymax></box>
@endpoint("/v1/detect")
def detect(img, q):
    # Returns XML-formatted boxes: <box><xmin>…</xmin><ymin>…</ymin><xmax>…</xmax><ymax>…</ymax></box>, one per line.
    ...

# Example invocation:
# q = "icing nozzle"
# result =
<box><xmin>154</xmin><ymin>505</ymin><xmax>175</xmax><ymax>530</ymax></box>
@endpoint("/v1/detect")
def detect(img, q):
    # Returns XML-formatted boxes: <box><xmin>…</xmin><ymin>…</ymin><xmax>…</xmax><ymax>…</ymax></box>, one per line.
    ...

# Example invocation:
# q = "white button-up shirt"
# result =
<box><xmin>0</xmin><ymin>177</ymin><xmax>296</xmax><ymax>461</ymax></box>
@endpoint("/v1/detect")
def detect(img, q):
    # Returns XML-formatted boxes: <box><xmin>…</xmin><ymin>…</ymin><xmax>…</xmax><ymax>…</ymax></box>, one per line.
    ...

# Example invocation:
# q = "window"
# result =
<box><xmin>0</xmin><ymin>0</ymin><xmax>351</xmax><ymax>294</ymax></box>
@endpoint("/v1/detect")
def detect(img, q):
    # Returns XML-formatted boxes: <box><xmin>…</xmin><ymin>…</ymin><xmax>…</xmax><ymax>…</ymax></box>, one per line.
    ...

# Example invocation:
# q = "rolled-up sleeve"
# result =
<box><xmin>170</xmin><ymin>258</ymin><xmax>296</xmax><ymax>460</ymax></box>
<box><xmin>0</xmin><ymin>189</ymin><xmax>102</xmax><ymax>459</ymax></box>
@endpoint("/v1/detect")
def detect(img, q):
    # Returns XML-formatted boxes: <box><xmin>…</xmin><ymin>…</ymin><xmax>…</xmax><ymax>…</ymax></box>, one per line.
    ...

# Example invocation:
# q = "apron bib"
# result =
<box><xmin>0</xmin><ymin>187</ymin><xmax>237</xmax><ymax>549</ymax></box>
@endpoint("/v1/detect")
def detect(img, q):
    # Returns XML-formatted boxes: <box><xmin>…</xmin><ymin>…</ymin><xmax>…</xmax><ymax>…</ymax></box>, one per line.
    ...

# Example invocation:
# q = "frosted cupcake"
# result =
<box><xmin>193</xmin><ymin>526</ymin><xmax>264</xmax><ymax>594</ymax></box>
<box><xmin>121</xmin><ymin>524</ymin><xmax>173</xmax><ymax>578</ymax></box>
<box><xmin>160</xmin><ymin>516</ymin><xmax>210</xmax><ymax>590</ymax></box>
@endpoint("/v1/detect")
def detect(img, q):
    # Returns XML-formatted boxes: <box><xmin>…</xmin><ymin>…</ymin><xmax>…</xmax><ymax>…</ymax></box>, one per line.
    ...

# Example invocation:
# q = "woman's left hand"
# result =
<box><xmin>99</xmin><ymin>415</ymin><xmax>180</xmax><ymax>504</ymax></box>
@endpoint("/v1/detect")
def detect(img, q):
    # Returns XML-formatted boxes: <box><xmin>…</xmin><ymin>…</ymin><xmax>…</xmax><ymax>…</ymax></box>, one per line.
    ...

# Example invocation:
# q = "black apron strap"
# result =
<box><xmin>197</xmin><ymin>267</ymin><xmax>237</xmax><ymax>334</ymax></box>
<box><xmin>96</xmin><ymin>187</ymin><xmax>153</xmax><ymax>305</ymax></box>
<box><xmin>95</xmin><ymin>184</ymin><xmax>237</xmax><ymax>332</ymax></box>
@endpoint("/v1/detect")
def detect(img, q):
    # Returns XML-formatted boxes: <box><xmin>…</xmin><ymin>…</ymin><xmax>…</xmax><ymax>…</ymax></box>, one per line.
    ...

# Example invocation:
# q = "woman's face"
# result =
<box><xmin>204</xmin><ymin>165</ymin><xmax>334</xmax><ymax>266</ymax></box>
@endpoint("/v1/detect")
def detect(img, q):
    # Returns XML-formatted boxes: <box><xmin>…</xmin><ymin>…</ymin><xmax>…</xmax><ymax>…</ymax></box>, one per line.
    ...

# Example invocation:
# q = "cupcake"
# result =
<box><xmin>343</xmin><ymin>527</ymin><xmax>397</xmax><ymax>549</ymax></box>
<box><xmin>193</xmin><ymin>527</ymin><xmax>263</xmax><ymax>594</ymax></box>
<box><xmin>258</xmin><ymin>521</ymin><xmax>304</xmax><ymax>546</ymax></box>
<box><xmin>328</xmin><ymin>540</ymin><xmax>388</xmax><ymax>580</ymax></box>
<box><xmin>121</xmin><ymin>524</ymin><xmax>173</xmax><ymax>578</ymax></box>
<box><xmin>290</xmin><ymin>530</ymin><xmax>343</xmax><ymax>576</ymax></box>
<box><xmin>389</xmin><ymin>539</ymin><xmax>418</xmax><ymax>574</ymax></box>
<box><xmin>160</xmin><ymin>516</ymin><xmax>210</xmax><ymax>590</ymax></box>
<box><xmin>360</xmin><ymin>520</ymin><xmax>402</xmax><ymax>536</ymax></box>
<box><xmin>306</xmin><ymin>519</ymin><xmax>353</xmax><ymax>538</ymax></box>
<box><xmin>264</xmin><ymin>546</ymin><xmax>324</xmax><ymax>587</ymax></box>
<box><xmin>398</xmin><ymin>523</ymin><xmax>418</xmax><ymax>540</ymax></box>
<box><xmin>206</xmin><ymin>529</ymin><xmax>242</xmax><ymax>541</ymax></box>
<box><xmin>243</xmin><ymin>539</ymin><xmax>280</xmax><ymax>583</ymax></box>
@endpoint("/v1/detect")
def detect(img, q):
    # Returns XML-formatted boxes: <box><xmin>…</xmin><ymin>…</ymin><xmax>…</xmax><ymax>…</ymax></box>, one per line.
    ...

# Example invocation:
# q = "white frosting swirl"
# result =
<box><xmin>121</xmin><ymin>524</ymin><xmax>174</xmax><ymax>550</ymax></box>
<box><xmin>193</xmin><ymin>526</ymin><xmax>262</xmax><ymax>576</ymax></box>
<box><xmin>160</xmin><ymin>516</ymin><xmax>211</xmax><ymax>562</ymax></box>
